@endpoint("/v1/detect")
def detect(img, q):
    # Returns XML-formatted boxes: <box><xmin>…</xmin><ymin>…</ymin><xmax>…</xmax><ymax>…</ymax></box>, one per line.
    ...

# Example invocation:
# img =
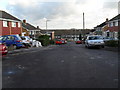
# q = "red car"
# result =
<box><xmin>60</xmin><ymin>39</ymin><xmax>67</xmax><ymax>44</ymax></box>
<box><xmin>56</xmin><ymin>39</ymin><xmax>63</xmax><ymax>44</ymax></box>
<box><xmin>75</xmin><ymin>40</ymin><xmax>82</xmax><ymax>44</ymax></box>
<box><xmin>0</xmin><ymin>43</ymin><xmax>8</xmax><ymax>55</ymax></box>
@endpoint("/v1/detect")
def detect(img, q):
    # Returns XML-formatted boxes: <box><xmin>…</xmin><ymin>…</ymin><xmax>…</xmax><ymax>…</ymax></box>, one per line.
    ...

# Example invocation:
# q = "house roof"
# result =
<box><xmin>0</xmin><ymin>10</ymin><xmax>21</xmax><ymax>21</ymax></box>
<box><xmin>41</xmin><ymin>29</ymin><xmax>91</xmax><ymax>35</ymax></box>
<box><xmin>96</xmin><ymin>22</ymin><xmax>106</xmax><ymax>28</ymax></box>
<box><xmin>22</xmin><ymin>22</ymin><xmax>40</xmax><ymax>30</ymax></box>
<box><xmin>109</xmin><ymin>14</ymin><xmax>120</xmax><ymax>21</ymax></box>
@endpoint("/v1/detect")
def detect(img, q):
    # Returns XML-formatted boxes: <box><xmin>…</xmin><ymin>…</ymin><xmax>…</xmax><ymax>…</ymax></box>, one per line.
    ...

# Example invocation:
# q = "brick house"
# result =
<box><xmin>41</xmin><ymin>29</ymin><xmax>91</xmax><ymax>40</ymax></box>
<box><xmin>94</xmin><ymin>14</ymin><xmax>120</xmax><ymax>40</ymax></box>
<box><xmin>0</xmin><ymin>10</ymin><xmax>22</xmax><ymax>36</ymax></box>
<box><xmin>103</xmin><ymin>14</ymin><xmax>120</xmax><ymax>39</ymax></box>
<box><xmin>22</xmin><ymin>20</ymin><xmax>42</xmax><ymax>38</ymax></box>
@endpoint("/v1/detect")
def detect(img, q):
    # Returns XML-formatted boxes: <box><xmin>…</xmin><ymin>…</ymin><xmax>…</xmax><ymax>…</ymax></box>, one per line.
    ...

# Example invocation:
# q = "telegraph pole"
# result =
<box><xmin>83</xmin><ymin>12</ymin><xmax>85</xmax><ymax>40</ymax></box>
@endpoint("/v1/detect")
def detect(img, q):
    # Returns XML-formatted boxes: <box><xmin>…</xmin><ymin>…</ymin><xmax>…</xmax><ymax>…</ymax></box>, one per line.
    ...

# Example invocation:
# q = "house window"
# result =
<box><xmin>113</xmin><ymin>22</ymin><xmax>115</xmax><ymax>26</ymax></box>
<box><xmin>12</xmin><ymin>22</ymin><xmax>16</xmax><ymax>27</ymax></box>
<box><xmin>107</xmin><ymin>32</ymin><xmax>110</xmax><ymax>37</ymax></box>
<box><xmin>115</xmin><ymin>21</ymin><xmax>118</xmax><ymax>26</ymax></box>
<box><xmin>110</xmin><ymin>22</ymin><xmax>113</xmax><ymax>27</ymax></box>
<box><xmin>3</xmin><ymin>21</ymin><xmax>9</xmax><ymax>27</ymax></box>
<box><xmin>18</xmin><ymin>22</ymin><xmax>21</xmax><ymax>27</ymax></box>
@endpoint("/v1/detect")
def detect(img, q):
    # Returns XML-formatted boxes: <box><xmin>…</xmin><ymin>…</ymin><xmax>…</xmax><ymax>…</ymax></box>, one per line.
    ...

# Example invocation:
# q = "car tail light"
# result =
<box><xmin>2</xmin><ymin>46</ymin><xmax>7</xmax><ymax>51</ymax></box>
<box><xmin>16</xmin><ymin>40</ymin><xmax>22</xmax><ymax>42</ymax></box>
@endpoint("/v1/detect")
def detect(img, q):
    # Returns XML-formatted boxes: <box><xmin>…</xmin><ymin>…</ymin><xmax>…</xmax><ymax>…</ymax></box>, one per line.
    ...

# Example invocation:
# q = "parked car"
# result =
<box><xmin>21</xmin><ymin>36</ymin><xmax>32</xmax><ymax>48</ymax></box>
<box><xmin>32</xmin><ymin>40</ymin><xmax>42</xmax><ymax>47</ymax></box>
<box><xmin>56</xmin><ymin>39</ymin><xmax>63</xmax><ymax>45</ymax></box>
<box><xmin>60</xmin><ymin>39</ymin><xmax>67</xmax><ymax>44</ymax></box>
<box><xmin>0</xmin><ymin>43</ymin><xmax>8</xmax><ymax>55</ymax></box>
<box><xmin>85</xmin><ymin>35</ymin><xmax>105</xmax><ymax>48</ymax></box>
<box><xmin>0</xmin><ymin>35</ymin><xmax>24</xmax><ymax>49</ymax></box>
<box><xmin>102</xmin><ymin>37</ymin><xmax>113</xmax><ymax>42</ymax></box>
<box><xmin>75</xmin><ymin>40</ymin><xmax>82</xmax><ymax>44</ymax></box>
<box><xmin>103</xmin><ymin>37</ymin><xmax>118</xmax><ymax>42</ymax></box>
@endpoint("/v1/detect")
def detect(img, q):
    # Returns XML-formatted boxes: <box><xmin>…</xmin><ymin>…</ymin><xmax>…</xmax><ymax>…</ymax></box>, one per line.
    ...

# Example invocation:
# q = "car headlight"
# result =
<box><xmin>100</xmin><ymin>41</ymin><xmax>104</xmax><ymax>44</ymax></box>
<box><xmin>89</xmin><ymin>41</ymin><xmax>94</xmax><ymax>44</ymax></box>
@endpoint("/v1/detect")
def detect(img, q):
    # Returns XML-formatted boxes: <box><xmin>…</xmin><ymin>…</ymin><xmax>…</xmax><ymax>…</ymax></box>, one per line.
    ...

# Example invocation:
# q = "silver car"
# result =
<box><xmin>85</xmin><ymin>35</ymin><xmax>105</xmax><ymax>48</ymax></box>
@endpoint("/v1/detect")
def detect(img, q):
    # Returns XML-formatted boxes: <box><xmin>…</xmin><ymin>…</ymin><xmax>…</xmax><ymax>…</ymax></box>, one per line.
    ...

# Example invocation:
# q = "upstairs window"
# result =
<box><xmin>115</xmin><ymin>21</ymin><xmax>118</xmax><ymax>26</ymax></box>
<box><xmin>3</xmin><ymin>21</ymin><xmax>9</xmax><ymax>27</ymax></box>
<box><xmin>18</xmin><ymin>22</ymin><xmax>21</xmax><ymax>27</ymax></box>
<box><xmin>12</xmin><ymin>22</ymin><xmax>16</xmax><ymax>27</ymax></box>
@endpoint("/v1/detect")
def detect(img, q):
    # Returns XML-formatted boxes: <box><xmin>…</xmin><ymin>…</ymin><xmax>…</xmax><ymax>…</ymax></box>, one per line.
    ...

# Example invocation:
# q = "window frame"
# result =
<box><xmin>3</xmin><ymin>21</ymin><xmax>9</xmax><ymax>27</ymax></box>
<box><xmin>12</xmin><ymin>22</ymin><xmax>17</xmax><ymax>27</ymax></box>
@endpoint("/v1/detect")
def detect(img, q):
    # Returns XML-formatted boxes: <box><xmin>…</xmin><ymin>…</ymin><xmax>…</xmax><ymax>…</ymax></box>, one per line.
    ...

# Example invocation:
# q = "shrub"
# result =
<box><xmin>50</xmin><ymin>40</ymin><xmax>55</xmax><ymax>45</ymax></box>
<box><xmin>105</xmin><ymin>40</ymin><xmax>118</xmax><ymax>47</ymax></box>
<box><xmin>37</xmin><ymin>35</ymin><xmax>50</xmax><ymax>46</ymax></box>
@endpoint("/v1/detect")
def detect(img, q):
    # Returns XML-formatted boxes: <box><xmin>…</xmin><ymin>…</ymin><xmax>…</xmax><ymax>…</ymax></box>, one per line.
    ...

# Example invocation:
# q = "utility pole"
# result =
<box><xmin>83</xmin><ymin>12</ymin><xmax>85</xmax><ymax>40</ymax></box>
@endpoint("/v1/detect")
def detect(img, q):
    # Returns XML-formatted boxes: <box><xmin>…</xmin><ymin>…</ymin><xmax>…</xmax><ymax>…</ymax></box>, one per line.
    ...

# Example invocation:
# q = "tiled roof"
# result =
<box><xmin>41</xmin><ymin>29</ymin><xmax>91</xmax><ymax>35</ymax></box>
<box><xmin>96</xmin><ymin>22</ymin><xmax>106</xmax><ymax>27</ymax></box>
<box><xmin>109</xmin><ymin>14</ymin><xmax>120</xmax><ymax>21</ymax></box>
<box><xmin>0</xmin><ymin>10</ymin><xmax>21</xmax><ymax>21</ymax></box>
<box><xmin>22</xmin><ymin>23</ymin><xmax>40</xmax><ymax>30</ymax></box>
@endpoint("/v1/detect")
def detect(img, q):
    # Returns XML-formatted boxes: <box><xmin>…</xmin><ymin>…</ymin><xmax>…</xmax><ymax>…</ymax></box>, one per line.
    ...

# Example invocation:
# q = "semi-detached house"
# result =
<box><xmin>94</xmin><ymin>14</ymin><xmax>120</xmax><ymax>39</ymax></box>
<box><xmin>0</xmin><ymin>10</ymin><xmax>22</xmax><ymax>36</ymax></box>
<box><xmin>22</xmin><ymin>20</ymin><xmax>42</xmax><ymax>38</ymax></box>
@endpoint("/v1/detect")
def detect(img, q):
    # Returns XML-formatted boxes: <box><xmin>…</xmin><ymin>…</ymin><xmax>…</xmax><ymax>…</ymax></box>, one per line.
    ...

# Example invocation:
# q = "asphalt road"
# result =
<box><xmin>2</xmin><ymin>42</ymin><xmax>118</xmax><ymax>88</ymax></box>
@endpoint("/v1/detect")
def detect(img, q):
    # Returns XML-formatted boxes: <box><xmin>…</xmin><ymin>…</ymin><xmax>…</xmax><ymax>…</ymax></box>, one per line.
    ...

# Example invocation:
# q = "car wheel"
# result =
<box><xmin>85</xmin><ymin>44</ymin><xmax>87</xmax><ymax>48</ymax></box>
<box><xmin>13</xmin><ymin>45</ymin><xmax>17</xmax><ymax>49</ymax></box>
<box><xmin>102</xmin><ymin>46</ymin><xmax>104</xmax><ymax>48</ymax></box>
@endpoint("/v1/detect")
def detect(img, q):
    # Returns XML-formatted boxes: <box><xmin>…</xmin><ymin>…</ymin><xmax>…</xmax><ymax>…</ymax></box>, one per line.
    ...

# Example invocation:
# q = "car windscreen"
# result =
<box><xmin>0</xmin><ymin>36</ymin><xmax>3</xmax><ymax>40</ymax></box>
<box><xmin>89</xmin><ymin>36</ymin><xmax>103</xmax><ymax>40</ymax></box>
<box><xmin>0</xmin><ymin>36</ymin><xmax>7</xmax><ymax>41</ymax></box>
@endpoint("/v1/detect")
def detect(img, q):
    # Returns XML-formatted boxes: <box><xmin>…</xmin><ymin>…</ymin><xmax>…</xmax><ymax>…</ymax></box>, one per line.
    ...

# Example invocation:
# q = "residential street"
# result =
<box><xmin>2</xmin><ymin>42</ymin><xmax>118</xmax><ymax>88</ymax></box>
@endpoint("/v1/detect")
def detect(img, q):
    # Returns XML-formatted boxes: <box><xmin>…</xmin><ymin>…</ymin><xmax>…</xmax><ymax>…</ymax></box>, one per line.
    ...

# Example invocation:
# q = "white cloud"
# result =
<box><xmin>1</xmin><ymin>0</ymin><xmax>119</xmax><ymax>29</ymax></box>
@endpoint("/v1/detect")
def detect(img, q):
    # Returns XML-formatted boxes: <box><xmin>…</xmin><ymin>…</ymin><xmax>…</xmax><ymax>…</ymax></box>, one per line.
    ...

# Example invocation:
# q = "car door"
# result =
<box><xmin>5</xmin><ymin>36</ymin><xmax>15</xmax><ymax>47</ymax></box>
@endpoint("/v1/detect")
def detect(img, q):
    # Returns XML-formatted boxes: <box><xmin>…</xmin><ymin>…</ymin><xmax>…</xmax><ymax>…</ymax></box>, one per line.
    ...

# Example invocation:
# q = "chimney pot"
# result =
<box><xmin>37</xmin><ymin>26</ymin><xmax>39</xmax><ymax>29</ymax></box>
<box><xmin>23</xmin><ymin>20</ymin><xmax>26</xmax><ymax>23</ymax></box>
<box><xmin>106</xmin><ymin>18</ymin><xmax>108</xmax><ymax>22</ymax></box>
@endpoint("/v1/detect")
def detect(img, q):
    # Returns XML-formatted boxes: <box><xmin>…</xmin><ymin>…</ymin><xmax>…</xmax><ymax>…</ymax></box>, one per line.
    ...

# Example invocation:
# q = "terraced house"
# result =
<box><xmin>0</xmin><ymin>10</ymin><xmax>22</xmax><ymax>36</ymax></box>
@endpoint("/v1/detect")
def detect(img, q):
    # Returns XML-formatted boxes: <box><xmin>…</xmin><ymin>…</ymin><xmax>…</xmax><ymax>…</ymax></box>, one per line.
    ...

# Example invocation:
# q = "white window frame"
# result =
<box><xmin>12</xmin><ymin>22</ymin><xmax>16</xmax><ymax>27</ymax></box>
<box><xmin>18</xmin><ymin>22</ymin><xmax>21</xmax><ymax>27</ymax></box>
<box><xmin>115</xmin><ymin>21</ymin><xmax>118</xmax><ymax>26</ymax></box>
<box><xmin>3</xmin><ymin>21</ymin><xmax>8</xmax><ymax>27</ymax></box>
<box><xmin>110</xmin><ymin>22</ymin><xmax>113</xmax><ymax>27</ymax></box>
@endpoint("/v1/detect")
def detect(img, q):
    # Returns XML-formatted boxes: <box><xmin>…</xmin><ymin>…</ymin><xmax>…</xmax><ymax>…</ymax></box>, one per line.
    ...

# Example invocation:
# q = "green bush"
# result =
<box><xmin>105</xmin><ymin>40</ymin><xmax>118</xmax><ymax>47</ymax></box>
<box><xmin>50</xmin><ymin>40</ymin><xmax>55</xmax><ymax>45</ymax></box>
<box><xmin>37</xmin><ymin>35</ymin><xmax>50</xmax><ymax>46</ymax></box>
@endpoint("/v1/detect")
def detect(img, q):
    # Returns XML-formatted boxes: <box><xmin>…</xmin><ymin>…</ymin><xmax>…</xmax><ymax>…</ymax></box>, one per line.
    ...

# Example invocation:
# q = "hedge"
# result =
<box><xmin>105</xmin><ymin>40</ymin><xmax>119</xmax><ymax>47</ymax></box>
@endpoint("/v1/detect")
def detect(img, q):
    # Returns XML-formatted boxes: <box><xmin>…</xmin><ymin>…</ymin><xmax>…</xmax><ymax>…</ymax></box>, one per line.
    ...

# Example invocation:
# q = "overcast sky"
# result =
<box><xmin>0</xmin><ymin>0</ymin><xmax>119</xmax><ymax>29</ymax></box>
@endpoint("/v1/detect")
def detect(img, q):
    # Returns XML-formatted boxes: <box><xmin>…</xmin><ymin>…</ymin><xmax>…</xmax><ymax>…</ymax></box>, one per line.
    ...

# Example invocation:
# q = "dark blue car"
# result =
<box><xmin>0</xmin><ymin>35</ymin><xmax>24</xmax><ymax>49</ymax></box>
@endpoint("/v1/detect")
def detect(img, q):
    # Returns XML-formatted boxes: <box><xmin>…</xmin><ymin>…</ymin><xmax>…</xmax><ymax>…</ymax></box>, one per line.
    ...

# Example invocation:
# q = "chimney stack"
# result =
<box><xmin>106</xmin><ymin>18</ymin><xmax>108</xmax><ymax>22</ymax></box>
<box><xmin>37</xmin><ymin>26</ymin><xmax>39</xmax><ymax>29</ymax></box>
<box><xmin>23</xmin><ymin>19</ymin><xmax>26</xmax><ymax>23</ymax></box>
